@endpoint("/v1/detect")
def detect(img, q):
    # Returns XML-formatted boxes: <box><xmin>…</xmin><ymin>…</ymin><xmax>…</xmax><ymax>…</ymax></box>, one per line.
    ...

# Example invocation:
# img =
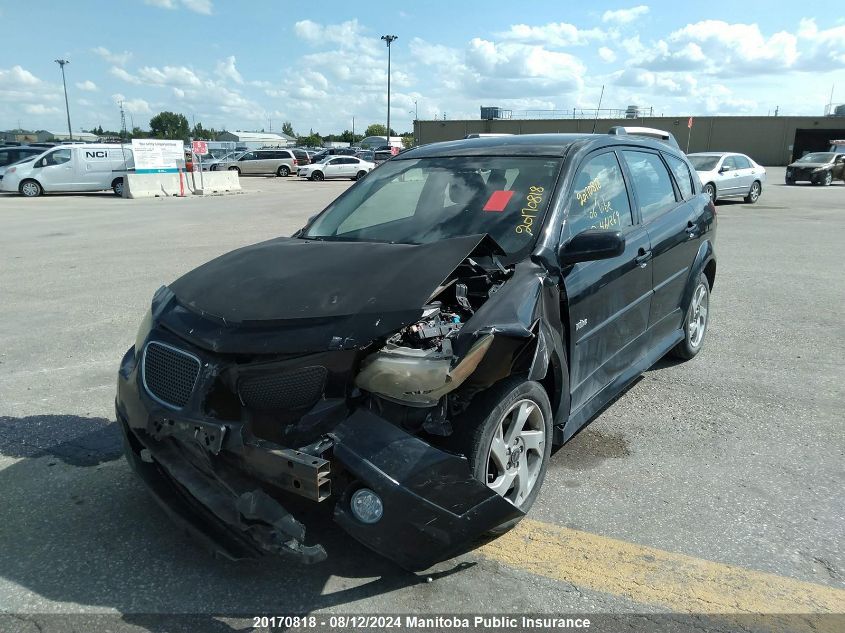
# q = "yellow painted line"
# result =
<box><xmin>478</xmin><ymin>518</ymin><xmax>845</xmax><ymax>614</ymax></box>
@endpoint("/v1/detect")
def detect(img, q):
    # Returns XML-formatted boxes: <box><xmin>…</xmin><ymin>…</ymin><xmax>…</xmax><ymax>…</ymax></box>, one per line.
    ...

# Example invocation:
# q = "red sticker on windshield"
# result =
<box><xmin>483</xmin><ymin>190</ymin><xmax>514</xmax><ymax>212</ymax></box>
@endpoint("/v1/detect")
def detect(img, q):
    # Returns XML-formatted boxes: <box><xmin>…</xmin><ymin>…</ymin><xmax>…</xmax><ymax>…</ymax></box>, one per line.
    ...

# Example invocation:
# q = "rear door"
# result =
<box><xmin>563</xmin><ymin>149</ymin><xmax>653</xmax><ymax>414</ymax></box>
<box><xmin>732</xmin><ymin>154</ymin><xmax>754</xmax><ymax>192</ymax></box>
<box><xmin>718</xmin><ymin>155</ymin><xmax>742</xmax><ymax>195</ymax></box>
<box><xmin>622</xmin><ymin>149</ymin><xmax>699</xmax><ymax>344</ymax></box>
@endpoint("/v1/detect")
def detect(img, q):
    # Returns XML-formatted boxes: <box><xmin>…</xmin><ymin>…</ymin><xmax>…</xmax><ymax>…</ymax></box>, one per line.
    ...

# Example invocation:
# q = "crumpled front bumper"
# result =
<box><xmin>117</xmin><ymin>346</ymin><xmax>522</xmax><ymax>570</ymax></box>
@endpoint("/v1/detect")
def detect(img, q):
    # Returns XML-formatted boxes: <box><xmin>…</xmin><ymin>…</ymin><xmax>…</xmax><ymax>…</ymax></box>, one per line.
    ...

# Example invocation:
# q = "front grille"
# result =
<box><xmin>238</xmin><ymin>366</ymin><xmax>327</xmax><ymax>411</ymax></box>
<box><xmin>143</xmin><ymin>342</ymin><xmax>201</xmax><ymax>409</ymax></box>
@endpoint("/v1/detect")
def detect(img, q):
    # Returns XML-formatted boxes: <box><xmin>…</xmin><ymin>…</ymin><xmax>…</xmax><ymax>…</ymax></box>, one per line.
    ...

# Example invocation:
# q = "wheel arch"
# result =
<box><xmin>682</xmin><ymin>241</ymin><xmax>716</xmax><ymax>313</ymax></box>
<box><xmin>19</xmin><ymin>178</ymin><xmax>43</xmax><ymax>194</ymax></box>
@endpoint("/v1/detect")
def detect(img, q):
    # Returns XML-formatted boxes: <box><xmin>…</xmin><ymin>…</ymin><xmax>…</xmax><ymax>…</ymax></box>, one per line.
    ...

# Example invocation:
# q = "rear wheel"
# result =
<box><xmin>228</xmin><ymin>166</ymin><xmax>240</xmax><ymax>175</ymax></box>
<box><xmin>670</xmin><ymin>273</ymin><xmax>710</xmax><ymax>360</ymax></box>
<box><xmin>20</xmin><ymin>179</ymin><xmax>42</xmax><ymax>197</ymax></box>
<box><xmin>112</xmin><ymin>177</ymin><xmax>125</xmax><ymax>197</ymax></box>
<box><xmin>277</xmin><ymin>165</ymin><xmax>290</xmax><ymax>177</ymax></box>
<box><xmin>451</xmin><ymin>377</ymin><xmax>552</xmax><ymax>534</ymax></box>
<box><xmin>355</xmin><ymin>170</ymin><xmax>367</xmax><ymax>180</ymax></box>
<box><xmin>744</xmin><ymin>180</ymin><xmax>761</xmax><ymax>203</ymax></box>
<box><xmin>703</xmin><ymin>182</ymin><xmax>716</xmax><ymax>203</ymax></box>
<box><xmin>310</xmin><ymin>171</ymin><xmax>324</xmax><ymax>181</ymax></box>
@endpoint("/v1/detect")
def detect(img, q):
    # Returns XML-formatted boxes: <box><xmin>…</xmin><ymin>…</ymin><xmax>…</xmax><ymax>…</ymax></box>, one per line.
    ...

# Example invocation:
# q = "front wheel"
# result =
<box><xmin>451</xmin><ymin>377</ymin><xmax>552</xmax><ymax>534</ymax></box>
<box><xmin>20</xmin><ymin>179</ymin><xmax>42</xmax><ymax>197</ymax></box>
<box><xmin>822</xmin><ymin>171</ymin><xmax>833</xmax><ymax>186</ymax></box>
<box><xmin>744</xmin><ymin>180</ymin><xmax>761</xmax><ymax>203</ymax></box>
<box><xmin>310</xmin><ymin>171</ymin><xmax>324</xmax><ymax>181</ymax></box>
<box><xmin>785</xmin><ymin>177</ymin><xmax>795</xmax><ymax>185</ymax></box>
<box><xmin>702</xmin><ymin>182</ymin><xmax>716</xmax><ymax>203</ymax></box>
<box><xmin>670</xmin><ymin>273</ymin><xmax>710</xmax><ymax>360</ymax></box>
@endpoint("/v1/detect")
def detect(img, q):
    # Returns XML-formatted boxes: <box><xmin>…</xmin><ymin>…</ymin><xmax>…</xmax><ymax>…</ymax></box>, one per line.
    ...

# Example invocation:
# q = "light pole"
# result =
<box><xmin>54</xmin><ymin>59</ymin><xmax>73</xmax><ymax>141</ymax></box>
<box><xmin>380</xmin><ymin>34</ymin><xmax>397</xmax><ymax>147</ymax></box>
<box><xmin>409</xmin><ymin>99</ymin><xmax>418</xmax><ymax>145</ymax></box>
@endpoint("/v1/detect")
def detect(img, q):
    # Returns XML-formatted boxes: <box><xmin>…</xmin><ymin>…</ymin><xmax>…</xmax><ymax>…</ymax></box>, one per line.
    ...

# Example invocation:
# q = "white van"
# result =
<box><xmin>0</xmin><ymin>144</ymin><xmax>134</xmax><ymax>197</ymax></box>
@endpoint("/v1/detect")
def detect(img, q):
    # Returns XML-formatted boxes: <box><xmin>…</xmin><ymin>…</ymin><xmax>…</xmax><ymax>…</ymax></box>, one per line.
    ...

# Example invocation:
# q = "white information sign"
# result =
<box><xmin>131</xmin><ymin>139</ymin><xmax>185</xmax><ymax>173</ymax></box>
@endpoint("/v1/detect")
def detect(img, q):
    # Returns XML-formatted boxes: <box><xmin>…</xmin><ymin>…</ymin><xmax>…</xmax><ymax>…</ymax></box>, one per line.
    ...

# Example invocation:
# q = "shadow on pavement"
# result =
<box><xmin>0</xmin><ymin>414</ymin><xmax>472</xmax><ymax>632</ymax></box>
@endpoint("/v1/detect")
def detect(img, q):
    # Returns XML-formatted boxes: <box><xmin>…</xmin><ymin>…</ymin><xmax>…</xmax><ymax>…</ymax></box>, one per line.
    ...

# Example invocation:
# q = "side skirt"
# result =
<box><xmin>554</xmin><ymin>328</ymin><xmax>684</xmax><ymax>444</ymax></box>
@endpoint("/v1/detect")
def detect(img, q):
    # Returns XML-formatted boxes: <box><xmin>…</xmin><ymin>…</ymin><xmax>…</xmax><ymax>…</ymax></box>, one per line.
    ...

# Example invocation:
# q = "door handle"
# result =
<box><xmin>686</xmin><ymin>221</ymin><xmax>700</xmax><ymax>240</ymax></box>
<box><xmin>635</xmin><ymin>248</ymin><xmax>652</xmax><ymax>268</ymax></box>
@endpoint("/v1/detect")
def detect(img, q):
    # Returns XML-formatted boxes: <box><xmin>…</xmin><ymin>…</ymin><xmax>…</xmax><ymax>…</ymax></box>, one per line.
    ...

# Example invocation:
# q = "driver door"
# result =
<box><xmin>323</xmin><ymin>158</ymin><xmax>344</xmax><ymax>179</ymax></box>
<box><xmin>238</xmin><ymin>151</ymin><xmax>259</xmax><ymax>174</ymax></box>
<box><xmin>36</xmin><ymin>148</ymin><xmax>76</xmax><ymax>189</ymax></box>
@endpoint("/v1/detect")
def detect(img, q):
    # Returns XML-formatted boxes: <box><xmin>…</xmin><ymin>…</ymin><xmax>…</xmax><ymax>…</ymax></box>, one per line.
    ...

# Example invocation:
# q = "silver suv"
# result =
<box><xmin>212</xmin><ymin>149</ymin><xmax>298</xmax><ymax>177</ymax></box>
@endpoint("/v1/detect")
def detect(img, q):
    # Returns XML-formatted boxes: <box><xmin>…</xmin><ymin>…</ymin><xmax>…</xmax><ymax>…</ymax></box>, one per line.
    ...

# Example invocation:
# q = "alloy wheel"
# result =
<box><xmin>688</xmin><ymin>282</ymin><xmax>709</xmax><ymax>349</ymax></box>
<box><xmin>485</xmin><ymin>399</ymin><xmax>546</xmax><ymax>507</ymax></box>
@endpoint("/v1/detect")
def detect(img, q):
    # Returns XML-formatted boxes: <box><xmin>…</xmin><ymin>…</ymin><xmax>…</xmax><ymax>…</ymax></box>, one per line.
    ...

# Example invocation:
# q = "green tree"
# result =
<box><xmin>191</xmin><ymin>122</ymin><xmax>216</xmax><ymax>140</ymax></box>
<box><xmin>149</xmin><ymin>111</ymin><xmax>190</xmax><ymax>140</ymax></box>
<box><xmin>297</xmin><ymin>133</ymin><xmax>322</xmax><ymax>147</ymax></box>
<box><xmin>281</xmin><ymin>121</ymin><xmax>295</xmax><ymax>137</ymax></box>
<box><xmin>365</xmin><ymin>123</ymin><xmax>387</xmax><ymax>137</ymax></box>
<box><xmin>401</xmin><ymin>133</ymin><xmax>414</xmax><ymax>149</ymax></box>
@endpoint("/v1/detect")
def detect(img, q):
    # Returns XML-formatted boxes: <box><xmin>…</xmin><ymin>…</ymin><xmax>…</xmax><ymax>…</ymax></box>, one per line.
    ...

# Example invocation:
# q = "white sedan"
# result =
<box><xmin>687</xmin><ymin>152</ymin><xmax>767</xmax><ymax>204</ymax></box>
<box><xmin>297</xmin><ymin>156</ymin><xmax>374</xmax><ymax>181</ymax></box>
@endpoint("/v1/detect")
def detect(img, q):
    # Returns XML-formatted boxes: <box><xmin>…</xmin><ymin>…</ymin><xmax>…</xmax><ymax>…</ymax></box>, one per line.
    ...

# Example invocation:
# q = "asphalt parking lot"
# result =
<box><xmin>0</xmin><ymin>170</ymin><xmax>843</xmax><ymax>630</ymax></box>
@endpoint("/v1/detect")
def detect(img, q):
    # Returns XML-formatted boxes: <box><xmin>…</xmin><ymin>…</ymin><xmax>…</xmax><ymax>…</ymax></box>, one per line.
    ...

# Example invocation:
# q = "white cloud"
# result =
<box><xmin>138</xmin><ymin>65</ymin><xmax>202</xmax><ymax>87</ymax></box>
<box><xmin>215</xmin><ymin>56</ymin><xmax>243</xmax><ymax>84</ymax></box>
<box><xmin>795</xmin><ymin>18</ymin><xmax>845</xmax><ymax>69</ymax></box>
<box><xmin>0</xmin><ymin>65</ymin><xmax>42</xmax><ymax>87</ymax></box>
<box><xmin>112</xmin><ymin>93</ymin><xmax>152</xmax><ymax>114</ymax></box>
<box><xmin>598</xmin><ymin>47</ymin><xmax>616</xmax><ymax>63</ymax></box>
<box><xmin>92</xmin><ymin>47</ymin><xmax>133</xmax><ymax>66</ymax></box>
<box><xmin>25</xmin><ymin>104</ymin><xmax>60</xmax><ymax>115</ymax></box>
<box><xmin>498</xmin><ymin>22</ymin><xmax>605</xmax><ymax>47</ymax></box>
<box><xmin>144</xmin><ymin>0</ymin><xmax>212</xmax><ymax>13</ymax></box>
<box><xmin>110</xmin><ymin>66</ymin><xmax>141</xmax><ymax>84</ymax></box>
<box><xmin>294</xmin><ymin>19</ymin><xmax>375</xmax><ymax>52</ymax></box>
<box><xmin>76</xmin><ymin>80</ymin><xmax>98</xmax><ymax>92</ymax></box>
<box><xmin>602</xmin><ymin>5</ymin><xmax>649</xmax><ymax>25</ymax></box>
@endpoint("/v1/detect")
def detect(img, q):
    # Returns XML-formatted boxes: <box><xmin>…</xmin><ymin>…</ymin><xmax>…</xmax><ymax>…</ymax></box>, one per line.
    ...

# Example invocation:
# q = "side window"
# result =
<box><xmin>44</xmin><ymin>149</ymin><xmax>72</xmax><ymax>166</ymax></box>
<box><xmin>664</xmin><ymin>154</ymin><xmax>694</xmax><ymax>199</ymax></box>
<box><xmin>733</xmin><ymin>155</ymin><xmax>752</xmax><ymax>169</ymax></box>
<box><xmin>722</xmin><ymin>156</ymin><xmax>737</xmax><ymax>170</ymax></box>
<box><xmin>569</xmin><ymin>152</ymin><xmax>633</xmax><ymax>235</ymax></box>
<box><xmin>240</xmin><ymin>152</ymin><xmax>256</xmax><ymax>161</ymax></box>
<box><xmin>621</xmin><ymin>150</ymin><xmax>678</xmax><ymax>223</ymax></box>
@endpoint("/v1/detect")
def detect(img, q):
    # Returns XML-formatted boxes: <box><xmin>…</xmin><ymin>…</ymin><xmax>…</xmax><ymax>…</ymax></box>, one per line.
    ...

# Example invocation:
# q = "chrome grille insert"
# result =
<box><xmin>142</xmin><ymin>341</ymin><xmax>201</xmax><ymax>409</ymax></box>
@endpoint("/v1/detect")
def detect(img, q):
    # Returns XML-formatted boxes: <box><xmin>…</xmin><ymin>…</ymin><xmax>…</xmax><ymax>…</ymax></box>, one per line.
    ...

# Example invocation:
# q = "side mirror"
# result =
<box><xmin>719</xmin><ymin>165</ymin><xmax>731</xmax><ymax>173</ymax></box>
<box><xmin>558</xmin><ymin>230</ymin><xmax>625</xmax><ymax>265</ymax></box>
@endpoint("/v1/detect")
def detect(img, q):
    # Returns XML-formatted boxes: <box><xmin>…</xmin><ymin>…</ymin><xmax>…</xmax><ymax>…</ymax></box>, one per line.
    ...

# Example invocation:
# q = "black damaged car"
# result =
<box><xmin>117</xmin><ymin>132</ymin><xmax>716</xmax><ymax>570</ymax></box>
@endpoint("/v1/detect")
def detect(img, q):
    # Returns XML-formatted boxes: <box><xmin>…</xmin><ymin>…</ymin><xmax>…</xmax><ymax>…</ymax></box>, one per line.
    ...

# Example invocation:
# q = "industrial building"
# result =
<box><xmin>215</xmin><ymin>131</ymin><xmax>295</xmax><ymax>148</ymax></box>
<box><xmin>415</xmin><ymin>113</ymin><xmax>845</xmax><ymax>166</ymax></box>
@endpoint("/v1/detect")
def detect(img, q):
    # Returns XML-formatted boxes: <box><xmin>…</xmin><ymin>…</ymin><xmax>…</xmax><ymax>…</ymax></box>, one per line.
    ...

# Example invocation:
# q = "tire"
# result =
<box><xmin>702</xmin><ymin>182</ymin><xmax>716</xmax><ymax>203</ymax></box>
<box><xmin>355</xmin><ymin>170</ymin><xmax>366</xmax><ymax>181</ymax></box>
<box><xmin>277</xmin><ymin>165</ymin><xmax>290</xmax><ymax>177</ymax></box>
<box><xmin>450</xmin><ymin>376</ymin><xmax>553</xmax><ymax>534</ymax></box>
<box><xmin>310</xmin><ymin>171</ymin><xmax>324</xmax><ymax>181</ymax></box>
<box><xmin>19</xmin><ymin>179</ymin><xmax>42</xmax><ymax>197</ymax></box>
<box><xmin>785</xmin><ymin>177</ymin><xmax>795</xmax><ymax>185</ymax></box>
<box><xmin>670</xmin><ymin>273</ymin><xmax>710</xmax><ymax>360</ymax></box>
<box><xmin>228</xmin><ymin>166</ymin><xmax>240</xmax><ymax>175</ymax></box>
<box><xmin>744</xmin><ymin>180</ymin><xmax>761</xmax><ymax>203</ymax></box>
<box><xmin>112</xmin><ymin>178</ymin><xmax>125</xmax><ymax>197</ymax></box>
<box><xmin>822</xmin><ymin>171</ymin><xmax>833</xmax><ymax>186</ymax></box>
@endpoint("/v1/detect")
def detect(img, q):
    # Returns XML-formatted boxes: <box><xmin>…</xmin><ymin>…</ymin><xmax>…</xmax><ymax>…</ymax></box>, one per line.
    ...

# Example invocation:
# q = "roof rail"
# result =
<box><xmin>608</xmin><ymin>126</ymin><xmax>680</xmax><ymax>150</ymax></box>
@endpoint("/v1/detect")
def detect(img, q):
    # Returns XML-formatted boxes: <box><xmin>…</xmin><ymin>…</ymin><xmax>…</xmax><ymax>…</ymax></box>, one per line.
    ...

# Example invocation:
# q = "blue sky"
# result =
<box><xmin>1</xmin><ymin>0</ymin><xmax>844</xmax><ymax>135</ymax></box>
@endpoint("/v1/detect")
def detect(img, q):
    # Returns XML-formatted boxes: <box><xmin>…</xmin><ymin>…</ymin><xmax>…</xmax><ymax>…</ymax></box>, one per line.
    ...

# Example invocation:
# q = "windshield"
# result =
<box><xmin>304</xmin><ymin>156</ymin><xmax>562</xmax><ymax>256</ymax></box>
<box><xmin>688</xmin><ymin>155</ymin><xmax>720</xmax><ymax>171</ymax></box>
<box><xmin>796</xmin><ymin>152</ymin><xmax>834</xmax><ymax>163</ymax></box>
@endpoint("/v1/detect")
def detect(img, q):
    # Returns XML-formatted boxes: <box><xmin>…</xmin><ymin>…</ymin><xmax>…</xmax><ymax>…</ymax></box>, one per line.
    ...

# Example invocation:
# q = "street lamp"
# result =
<box><xmin>409</xmin><ymin>99</ymin><xmax>418</xmax><ymax>145</ymax></box>
<box><xmin>380</xmin><ymin>34</ymin><xmax>398</xmax><ymax>147</ymax></box>
<box><xmin>54</xmin><ymin>59</ymin><xmax>73</xmax><ymax>141</ymax></box>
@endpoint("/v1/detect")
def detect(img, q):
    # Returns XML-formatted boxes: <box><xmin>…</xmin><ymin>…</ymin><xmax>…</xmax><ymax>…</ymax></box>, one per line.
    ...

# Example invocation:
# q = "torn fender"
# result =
<box><xmin>330</xmin><ymin>409</ymin><xmax>522</xmax><ymax>570</ymax></box>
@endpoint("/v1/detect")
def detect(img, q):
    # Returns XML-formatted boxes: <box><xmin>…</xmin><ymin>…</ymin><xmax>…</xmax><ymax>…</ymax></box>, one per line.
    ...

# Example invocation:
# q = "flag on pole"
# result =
<box><xmin>688</xmin><ymin>116</ymin><xmax>694</xmax><ymax>129</ymax></box>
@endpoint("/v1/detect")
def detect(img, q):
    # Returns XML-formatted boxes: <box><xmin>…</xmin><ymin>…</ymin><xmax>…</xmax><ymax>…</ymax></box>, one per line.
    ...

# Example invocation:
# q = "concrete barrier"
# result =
<box><xmin>191</xmin><ymin>170</ymin><xmax>241</xmax><ymax>194</ymax></box>
<box><xmin>124</xmin><ymin>172</ymin><xmax>191</xmax><ymax>198</ymax></box>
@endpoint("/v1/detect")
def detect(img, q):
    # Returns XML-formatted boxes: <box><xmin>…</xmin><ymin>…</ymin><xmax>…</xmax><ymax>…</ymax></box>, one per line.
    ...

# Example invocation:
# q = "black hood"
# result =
<box><xmin>160</xmin><ymin>234</ymin><xmax>494</xmax><ymax>355</ymax></box>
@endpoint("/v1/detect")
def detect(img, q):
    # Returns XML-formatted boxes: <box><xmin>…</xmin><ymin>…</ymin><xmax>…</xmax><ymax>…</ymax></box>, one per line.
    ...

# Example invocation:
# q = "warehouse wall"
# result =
<box><xmin>415</xmin><ymin>116</ymin><xmax>845</xmax><ymax>165</ymax></box>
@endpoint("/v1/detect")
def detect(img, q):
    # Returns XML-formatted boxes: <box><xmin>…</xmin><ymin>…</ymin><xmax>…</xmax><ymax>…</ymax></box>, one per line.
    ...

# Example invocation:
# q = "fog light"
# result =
<box><xmin>350</xmin><ymin>488</ymin><xmax>383</xmax><ymax>524</ymax></box>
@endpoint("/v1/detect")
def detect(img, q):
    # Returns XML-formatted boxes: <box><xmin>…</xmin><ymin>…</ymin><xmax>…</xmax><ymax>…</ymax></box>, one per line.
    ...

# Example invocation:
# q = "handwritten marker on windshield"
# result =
<box><xmin>483</xmin><ymin>190</ymin><xmax>514</xmax><ymax>212</ymax></box>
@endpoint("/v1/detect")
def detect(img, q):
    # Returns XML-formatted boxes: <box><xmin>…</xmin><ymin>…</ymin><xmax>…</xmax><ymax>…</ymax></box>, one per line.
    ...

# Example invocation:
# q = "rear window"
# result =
<box><xmin>664</xmin><ymin>154</ymin><xmax>695</xmax><ymax>199</ymax></box>
<box><xmin>621</xmin><ymin>151</ymin><xmax>678</xmax><ymax>223</ymax></box>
